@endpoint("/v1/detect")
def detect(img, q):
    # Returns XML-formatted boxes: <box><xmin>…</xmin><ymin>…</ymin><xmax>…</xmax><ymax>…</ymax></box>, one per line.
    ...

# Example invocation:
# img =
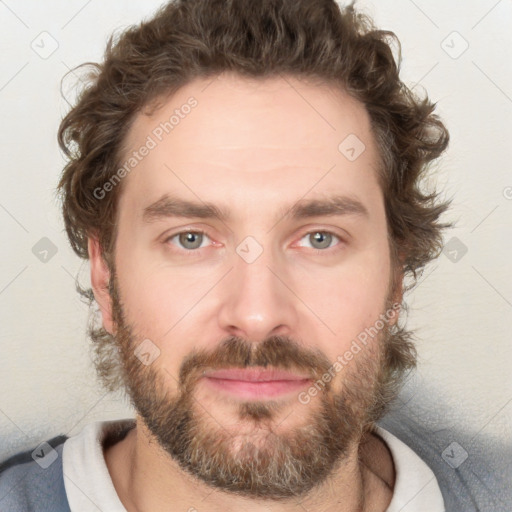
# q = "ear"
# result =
<box><xmin>88</xmin><ymin>236</ymin><xmax>114</xmax><ymax>334</ymax></box>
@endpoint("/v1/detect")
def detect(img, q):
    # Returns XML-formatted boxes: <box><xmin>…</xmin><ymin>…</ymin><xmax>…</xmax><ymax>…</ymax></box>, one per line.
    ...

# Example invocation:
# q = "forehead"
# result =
<box><xmin>117</xmin><ymin>73</ymin><xmax>382</xmax><ymax>219</ymax></box>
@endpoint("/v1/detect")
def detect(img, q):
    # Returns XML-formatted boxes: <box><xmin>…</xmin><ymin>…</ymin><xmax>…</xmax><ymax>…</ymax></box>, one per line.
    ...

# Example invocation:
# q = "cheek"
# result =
<box><xmin>296</xmin><ymin>245</ymin><xmax>391</xmax><ymax>359</ymax></box>
<box><xmin>113</xmin><ymin>240</ymin><xmax>176</xmax><ymax>335</ymax></box>
<box><xmin>294</xmin><ymin>254</ymin><xmax>390</xmax><ymax>381</ymax></box>
<box><xmin>114</xmin><ymin>237</ymin><xmax>222</xmax><ymax>346</ymax></box>
<box><xmin>116</xmin><ymin>270</ymin><xmax>187</xmax><ymax>335</ymax></box>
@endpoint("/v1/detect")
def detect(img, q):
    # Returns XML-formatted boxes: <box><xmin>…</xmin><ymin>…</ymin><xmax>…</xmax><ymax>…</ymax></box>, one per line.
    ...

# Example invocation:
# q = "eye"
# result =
<box><xmin>163</xmin><ymin>229</ymin><xmax>343</xmax><ymax>254</ymax></box>
<box><xmin>165</xmin><ymin>230</ymin><xmax>211</xmax><ymax>251</ymax></box>
<box><xmin>297</xmin><ymin>231</ymin><xmax>342</xmax><ymax>251</ymax></box>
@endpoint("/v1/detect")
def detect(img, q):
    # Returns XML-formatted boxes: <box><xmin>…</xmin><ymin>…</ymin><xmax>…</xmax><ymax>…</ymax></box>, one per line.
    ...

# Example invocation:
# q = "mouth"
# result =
<box><xmin>201</xmin><ymin>367</ymin><xmax>313</xmax><ymax>399</ymax></box>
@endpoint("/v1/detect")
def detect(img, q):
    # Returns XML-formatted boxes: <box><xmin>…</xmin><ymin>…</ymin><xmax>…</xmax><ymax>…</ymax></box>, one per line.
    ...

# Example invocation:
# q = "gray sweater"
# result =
<box><xmin>0</xmin><ymin>435</ymin><xmax>70</xmax><ymax>512</ymax></box>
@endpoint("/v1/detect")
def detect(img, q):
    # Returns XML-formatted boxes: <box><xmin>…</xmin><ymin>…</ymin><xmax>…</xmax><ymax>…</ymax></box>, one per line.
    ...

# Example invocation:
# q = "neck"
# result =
<box><xmin>104</xmin><ymin>419</ymin><xmax>394</xmax><ymax>512</ymax></box>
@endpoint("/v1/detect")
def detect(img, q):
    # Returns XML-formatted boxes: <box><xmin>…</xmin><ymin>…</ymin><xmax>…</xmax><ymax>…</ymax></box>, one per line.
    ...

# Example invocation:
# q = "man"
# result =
<box><xmin>0</xmin><ymin>0</ymin><xmax>451</xmax><ymax>510</ymax></box>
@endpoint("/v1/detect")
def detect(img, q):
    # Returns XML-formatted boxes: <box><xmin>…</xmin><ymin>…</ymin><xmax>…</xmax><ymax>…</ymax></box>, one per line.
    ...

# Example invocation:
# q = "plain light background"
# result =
<box><xmin>0</xmin><ymin>0</ymin><xmax>511</xmax><ymax>470</ymax></box>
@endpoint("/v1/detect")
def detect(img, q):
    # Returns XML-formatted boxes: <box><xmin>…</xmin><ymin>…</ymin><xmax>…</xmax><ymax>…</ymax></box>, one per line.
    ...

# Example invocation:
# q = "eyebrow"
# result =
<box><xmin>142</xmin><ymin>193</ymin><xmax>369</xmax><ymax>225</ymax></box>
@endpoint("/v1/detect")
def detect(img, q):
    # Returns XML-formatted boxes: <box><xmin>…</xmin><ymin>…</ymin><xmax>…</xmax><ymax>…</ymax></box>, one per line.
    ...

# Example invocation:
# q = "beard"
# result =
<box><xmin>94</xmin><ymin>270</ymin><xmax>416</xmax><ymax>500</ymax></box>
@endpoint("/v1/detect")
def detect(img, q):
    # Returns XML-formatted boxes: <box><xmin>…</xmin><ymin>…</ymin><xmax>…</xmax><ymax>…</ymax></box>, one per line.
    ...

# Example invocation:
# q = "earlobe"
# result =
<box><xmin>88</xmin><ymin>236</ymin><xmax>114</xmax><ymax>334</ymax></box>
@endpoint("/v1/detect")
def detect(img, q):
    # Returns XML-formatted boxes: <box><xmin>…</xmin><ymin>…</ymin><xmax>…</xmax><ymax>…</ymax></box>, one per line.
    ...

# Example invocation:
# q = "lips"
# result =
<box><xmin>201</xmin><ymin>367</ymin><xmax>313</xmax><ymax>399</ymax></box>
<box><xmin>203</xmin><ymin>368</ymin><xmax>312</xmax><ymax>382</ymax></box>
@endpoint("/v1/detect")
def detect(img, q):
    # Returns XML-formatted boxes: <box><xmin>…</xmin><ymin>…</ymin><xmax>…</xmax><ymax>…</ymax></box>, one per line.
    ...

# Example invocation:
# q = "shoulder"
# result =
<box><xmin>379</xmin><ymin>409</ymin><xmax>512</xmax><ymax>512</ymax></box>
<box><xmin>0</xmin><ymin>435</ymin><xmax>70</xmax><ymax>512</ymax></box>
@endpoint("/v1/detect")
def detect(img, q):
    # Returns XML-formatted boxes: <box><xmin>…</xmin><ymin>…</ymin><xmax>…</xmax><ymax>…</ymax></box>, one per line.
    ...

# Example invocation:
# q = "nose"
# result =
<box><xmin>216</xmin><ymin>243</ymin><xmax>298</xmax><ymax>343</ymax></box>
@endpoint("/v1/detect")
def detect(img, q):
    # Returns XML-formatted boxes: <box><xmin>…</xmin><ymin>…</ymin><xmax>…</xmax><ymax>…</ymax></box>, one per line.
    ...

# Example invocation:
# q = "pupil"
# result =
<box><xmin>312</xmin><ymin>232</ymin><xmax>330</xmax><ymax>249</ymax></box>
<box><xmin>181</xmin><ymin>232</ymin><xmax>201</xmax><ymax>249</ymax></box>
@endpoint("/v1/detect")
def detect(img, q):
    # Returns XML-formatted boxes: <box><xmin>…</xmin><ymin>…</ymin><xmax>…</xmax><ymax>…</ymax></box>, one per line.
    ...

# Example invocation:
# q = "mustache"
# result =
<box><xmin>178</xmin><ymin>335</ymin><xmax>333</xmax><ymax>392</ymax></box>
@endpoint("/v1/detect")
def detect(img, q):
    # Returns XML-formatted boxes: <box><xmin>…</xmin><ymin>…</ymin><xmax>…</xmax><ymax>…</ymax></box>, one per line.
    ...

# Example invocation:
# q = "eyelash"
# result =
<box><xmin>163</xmin><ymin>229</ymin><xmax>344</xmax><ymax>255</ymax></box>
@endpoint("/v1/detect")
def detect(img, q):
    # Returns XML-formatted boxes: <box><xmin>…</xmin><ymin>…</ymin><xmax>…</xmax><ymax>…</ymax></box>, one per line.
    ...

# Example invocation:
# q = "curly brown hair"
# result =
<box><xmin>57</xmin><ymin>0</ymin><xmax>452</xmax><ymax>393</ymax></box>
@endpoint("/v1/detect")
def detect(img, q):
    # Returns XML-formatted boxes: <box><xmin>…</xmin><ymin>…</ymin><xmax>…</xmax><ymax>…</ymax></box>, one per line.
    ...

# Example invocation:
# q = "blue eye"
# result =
<box><xmin>167</xmin><ymin>231</ymin><xmax>210</xmax><ymax>250</ymax></box>
<box><xmin>298</xmin><ymin>231</ymin><xmax>341</xmax><ymax>251</ymax></box>
<box><xmin>163</xmin><ymin>229</ymin><xmax>343</xmax><ymax>255</ymax></box>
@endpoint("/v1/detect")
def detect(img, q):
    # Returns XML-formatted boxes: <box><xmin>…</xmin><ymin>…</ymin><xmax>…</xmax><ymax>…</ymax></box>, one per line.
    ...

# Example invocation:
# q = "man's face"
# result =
<box><xmin>99</xmin><ymin>73</ymin><xmax>402</xmax><ymax>498</ymax></box>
